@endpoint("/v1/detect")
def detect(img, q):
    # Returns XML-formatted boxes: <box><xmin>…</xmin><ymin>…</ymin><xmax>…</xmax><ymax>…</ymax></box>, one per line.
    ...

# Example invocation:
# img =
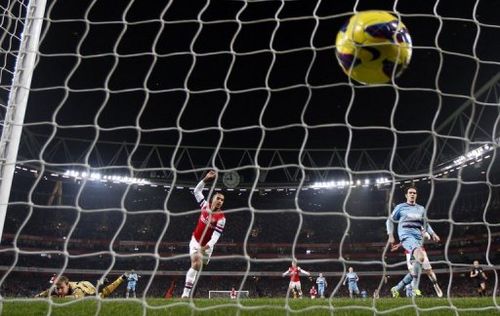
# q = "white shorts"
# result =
<box><xmin>189</xmin><ymin>236</ymin><xmax>213</xmax><ymax>264</ymax></box>
<box><xmin>289</xmin><ymin>281</ymin><xmax>302</xmax><ymax>291</ymax></box>
<box><xmin>406</xmin><ymin>252</ymin><xmax>413</xmax><ymax>272</ymax></box>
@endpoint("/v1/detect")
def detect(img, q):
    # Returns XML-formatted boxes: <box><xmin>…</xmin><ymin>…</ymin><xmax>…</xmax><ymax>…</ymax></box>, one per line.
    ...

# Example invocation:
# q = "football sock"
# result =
<box><xmin>100</xmin><ymin>275</ymin><xmax>125</xmax><ymax>298</ymax></box>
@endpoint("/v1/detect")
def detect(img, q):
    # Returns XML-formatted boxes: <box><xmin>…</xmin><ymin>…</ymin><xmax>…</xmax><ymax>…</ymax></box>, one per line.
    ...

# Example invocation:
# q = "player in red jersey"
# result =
<box><xmin>181</xmin><ymin>170</ymin><xmax>226</xmax><ymax>298</ymax></box>
<box><xmin>230</xmin><ymin>287</ymin><xmax>237</xmax><ymax>299</ymax></box>
<box><xmin>282</xmin><ymin>260</ymin><xmax>310</xmax><ymax>298</ymax></box>
<box><xmin>309</xmin><ymin>286</ymin><xmax>318</xmax><ymax>299</ymax></box>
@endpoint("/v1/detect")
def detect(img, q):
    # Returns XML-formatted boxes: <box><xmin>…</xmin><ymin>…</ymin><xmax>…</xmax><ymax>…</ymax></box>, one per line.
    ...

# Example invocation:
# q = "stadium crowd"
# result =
<box><xmin>0</xmin><ymin>171</ymin><xmax>498</xmax><ymax>298</ymax></box>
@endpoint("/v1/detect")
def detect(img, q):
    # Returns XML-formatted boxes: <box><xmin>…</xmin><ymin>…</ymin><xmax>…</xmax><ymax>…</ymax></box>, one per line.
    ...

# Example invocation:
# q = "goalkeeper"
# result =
<box><xmin>35</xmin><ymin>274</ymin><xmax>127</xmax><ymax>298</ymax></box>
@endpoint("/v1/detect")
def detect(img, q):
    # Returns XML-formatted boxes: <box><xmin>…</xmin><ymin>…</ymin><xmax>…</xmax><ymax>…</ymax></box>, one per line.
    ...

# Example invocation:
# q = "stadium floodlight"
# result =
<box><xmin>311</xmin><ymin>178</ymin><xmax>385</xmax><ymax>189</ymax></box>
<box><xmin>64</xmin><ymin>170</ymin><xmax>149</xmax><ymax>185</ymax></box>
<box><xmin>13</xmin><ymin>140</ymin><xmax>493</xmax><ymax>192</ymax></box>
<box><xmin>311</xmin><ymin>181</ymin><xmax>335</xmax><ymax>189</ymax></box>
<box><xmin>90</xmin><ymin>173</ymin><xmax>101</xmax><ymax>180</ymax></box>
<box><xmin>376</xmin><ymin>177</ymin><xmax>390</xmax><ymax>185</ymax></box>
<box><xmin>451</xmin><ymin>144</ymin><xmax>493</xmax><ymax>168</ymax></box>
<box><xmin>311</xmin><ymin>143</ymin><xmax>494</xmax><ymax>190</ymax></box>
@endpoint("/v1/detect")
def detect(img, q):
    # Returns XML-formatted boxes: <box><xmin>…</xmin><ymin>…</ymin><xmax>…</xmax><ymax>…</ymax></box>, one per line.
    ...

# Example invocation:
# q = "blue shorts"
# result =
<box><xmin>127</xmin><ymin>283</ymin><xmax>136</xmax><ymax>290</ymax></box>
<box><xmin>401</xmin><ymin>236</ymin><xmax>423</xmax><ymax>256</ymax></box>
<box><xmin>348</xmin><ymin>283</ymin><xmax>359</xmax><ymax>294</ymax></box>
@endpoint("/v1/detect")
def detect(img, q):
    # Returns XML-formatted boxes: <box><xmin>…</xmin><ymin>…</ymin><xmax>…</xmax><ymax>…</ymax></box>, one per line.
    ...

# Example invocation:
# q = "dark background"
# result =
<box><xmin>0</xmin><ymin>0</ymin><xmax>498</xmax><ymax>299</ymax></box>
<box><xmin>14</xmin><ymin>0</ymin><xmax>500</xmax><ymax>167</ymax></box>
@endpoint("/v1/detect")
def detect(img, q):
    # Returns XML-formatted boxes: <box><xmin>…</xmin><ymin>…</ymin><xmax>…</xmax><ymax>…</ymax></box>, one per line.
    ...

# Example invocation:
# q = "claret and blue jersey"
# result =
<box><xmin>387</xmin><ymin>203</ymin><xmax>435</xmax><ymax>240</ymax></box>
<box><xmin>345</xmin><ymin>272</ymin><xmax>359</xmax><ymax>293</ymax></box>
<box><xmin>386</xmin><ymin>202</ymin><xmax>435</xmax><ymax>252</ymax></box>
<box><xmin>127</xmin><ymin>273</ymin><xmax>138</xmax><ymax>290</ymax></box>
<box><xmin>346</xmin><ymin>272</ymin><xmax>358</xmax><ymax>285</ymax></box>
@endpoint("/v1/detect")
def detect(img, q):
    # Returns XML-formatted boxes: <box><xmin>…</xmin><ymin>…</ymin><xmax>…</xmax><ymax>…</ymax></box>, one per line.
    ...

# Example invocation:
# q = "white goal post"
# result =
<box><xmin>208</xmin><ymin>290</ymin><xmax>250</xmax><ymax>299</ymax></box>
<box><xmin>0</xmin><ymin>0</ymin><xmax>47</xmax><ymax>241</ymax></box>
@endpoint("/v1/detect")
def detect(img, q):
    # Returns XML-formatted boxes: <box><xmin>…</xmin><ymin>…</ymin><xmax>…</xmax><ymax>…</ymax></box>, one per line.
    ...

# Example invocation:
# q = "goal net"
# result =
<box><xmin>208</xmin><ymin>290</ymin><xmax>249</xmax><ymax>299</ymax></box>
<box><xmin>0</xmin><ymin>0</ymin><xmax>499</xmax><ymax>314</ymax></box>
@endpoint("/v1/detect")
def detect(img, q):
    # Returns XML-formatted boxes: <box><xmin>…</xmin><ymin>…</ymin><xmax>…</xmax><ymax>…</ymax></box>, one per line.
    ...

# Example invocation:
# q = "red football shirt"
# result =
<box><xmin>192</xmin><ymin>201</ymin><xmax>225</xmax><ymax>246</ymax></box>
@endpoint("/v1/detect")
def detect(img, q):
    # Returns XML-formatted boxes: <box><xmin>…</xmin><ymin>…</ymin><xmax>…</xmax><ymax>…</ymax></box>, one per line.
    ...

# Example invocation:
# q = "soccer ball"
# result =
<box><xmin>335</xmin><ymin>11</ymin><xmax>412</xmax><ymax>84</ymax></box>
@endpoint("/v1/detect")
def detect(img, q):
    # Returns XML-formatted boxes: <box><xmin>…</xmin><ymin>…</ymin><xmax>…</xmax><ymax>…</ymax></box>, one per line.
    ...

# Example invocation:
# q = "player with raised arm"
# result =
<box><xmin>282</xmin><ymin>260</ymin><xmax>310</xmax><ymax>298</ymax></box>
<box><xmin>386</xmin><ymin>185</ymin><xmax>443</xmax><ymax>297</ymax></box>
<box><xmin>343</xmin><ymin>267</ymin><xmax>360</xmax><ymax>298</ymax></box>
<box><xmin>125</xmin><ymin>269</ymin><xmax>139</xmax><ymax>298</ymax></box>
<box><xmin>35</xmin><ymin>275</ymin><xmax>126</xmax><ymax>299</ymax></box>
<box><xmin>181</xmin><ymin>170</ymin><xmax>226</xmax><ymax>298</ymax></box>
<box><xmin>470</xmin><ymin>260</ymin><xmax>488</xmax><ymax>296</ymax></box>
<box><xmin>316</xmin><ymin>272</ymin><xmax>327</xmax><ymax>298</ymax></box>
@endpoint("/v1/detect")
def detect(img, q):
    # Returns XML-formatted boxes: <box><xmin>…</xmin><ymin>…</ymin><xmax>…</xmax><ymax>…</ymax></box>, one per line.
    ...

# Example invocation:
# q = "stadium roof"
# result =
<box><xmin>2</xmin><ymin>0</ymin><xmax>499</xmax><ymax>182</ymax></box>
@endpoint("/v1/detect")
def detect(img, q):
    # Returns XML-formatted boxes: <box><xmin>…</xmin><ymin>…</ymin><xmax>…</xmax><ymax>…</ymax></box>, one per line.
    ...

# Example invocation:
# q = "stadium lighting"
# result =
<box><xmin>16</xmin><ymin>142</ymin><xmax>496</xmax><ymax>192</ymax></box>
<box><xmin>451</xmin><ymin>144</ymin><xmax>492</xmax><ymax>167</ymax></box>
<box><xmin>64</xmin><ymin>170</ymin><xmax>149</xmax><ymax>185</ymax></box>
<box><xmin>311</xmin><ymin>179</ymin><xmax>370</xmax><ymax>189</ymax></box>
<box><xmin>310</xmin><ymin>144</ymin><xmax>495</xmax><ymax>190</ymax></box>
<box><xmin>376</xmin><ymin>177</ymin><xmax>390</xmax><ymax>185</ymax></box>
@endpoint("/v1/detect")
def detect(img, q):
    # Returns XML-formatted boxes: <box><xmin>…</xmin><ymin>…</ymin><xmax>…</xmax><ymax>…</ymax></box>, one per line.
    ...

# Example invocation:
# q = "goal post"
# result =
<box><xmin>208</xmin><ymin>290</ymin><xmax>250</xmax><ymax>299</ymax></box>
<box><xmin>0</xmin><ymin>0</ymin><xmax>47</xmax><ymax>241</ymax></box>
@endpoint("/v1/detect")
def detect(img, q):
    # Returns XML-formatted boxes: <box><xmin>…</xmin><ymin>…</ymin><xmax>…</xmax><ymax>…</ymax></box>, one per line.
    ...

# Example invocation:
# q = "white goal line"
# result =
<box><xmin>209</xmin><ymin>290</ymin><xmax>250</xmax><ymax>299</ymax></box>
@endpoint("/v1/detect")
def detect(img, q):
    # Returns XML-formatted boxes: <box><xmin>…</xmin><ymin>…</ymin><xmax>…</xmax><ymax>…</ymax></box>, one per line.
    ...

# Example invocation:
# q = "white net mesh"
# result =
<box><xmin>0</xmin><ymin>0</ymin><xmax>499</xmax><ymax>314</ymax></box>
<box><xmin>0</xmin><ymin>1</ymin><xmax>27</xmax><ymax>103</ymax></box>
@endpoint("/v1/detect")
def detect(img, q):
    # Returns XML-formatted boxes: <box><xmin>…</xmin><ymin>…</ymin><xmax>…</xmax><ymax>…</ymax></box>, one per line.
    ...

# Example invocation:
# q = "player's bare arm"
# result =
<box><xmin>431</xmin><ymin>233</ymin><xmax>440</xmax><ymax>242</ymax></box>
<box><xmin>386</xmin><ymin>213</ymin><xmax>397</xmax><ymax>245</ymax></box>
<box><xmin>388</xmin><ymin>234</ymin><xmax>396</xmax><ymax>245</ymax></box>
<box><xmin>391</xmin><ymin>243</ymin><xmax>402</xmax><ymax>252</ymax></box>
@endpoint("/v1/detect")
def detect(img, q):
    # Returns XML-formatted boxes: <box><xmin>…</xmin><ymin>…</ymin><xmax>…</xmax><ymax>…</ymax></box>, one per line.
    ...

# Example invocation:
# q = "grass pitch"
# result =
<box><xmin>1</xmin><ymin>297</ymin><xmax>498</xmax><ymax>316</ymax></box>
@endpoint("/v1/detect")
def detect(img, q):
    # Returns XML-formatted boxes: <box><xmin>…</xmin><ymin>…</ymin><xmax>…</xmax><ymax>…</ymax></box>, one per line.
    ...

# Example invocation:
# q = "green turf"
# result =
<box><xmin>1</xmin><ymin>297</ymin><xmax>498</xmax><ymax>316</ymax></box>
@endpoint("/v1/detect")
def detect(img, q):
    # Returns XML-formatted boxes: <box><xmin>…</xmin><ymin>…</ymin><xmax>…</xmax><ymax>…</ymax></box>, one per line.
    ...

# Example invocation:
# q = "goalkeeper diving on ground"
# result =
<box><xmin>35</xmin><ymin>274</ymin><xmax>127</xmax><ymax>298</ymax></box>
